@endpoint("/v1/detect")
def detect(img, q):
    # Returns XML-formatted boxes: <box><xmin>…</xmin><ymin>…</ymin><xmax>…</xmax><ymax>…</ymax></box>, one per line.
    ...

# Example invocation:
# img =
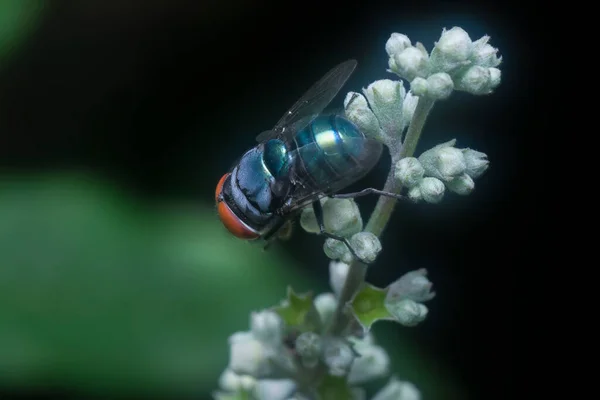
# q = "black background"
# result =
<box><xmin>1</xmin><ymin>0</ymin><xmax>544</xmax><ymax>398</ymax></box>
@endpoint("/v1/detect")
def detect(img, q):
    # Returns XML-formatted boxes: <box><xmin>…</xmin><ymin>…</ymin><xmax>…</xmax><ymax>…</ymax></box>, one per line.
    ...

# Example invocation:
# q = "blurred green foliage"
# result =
<box><xmin>0</xmin><ymin>0</ymin><xmax>44</xmax><ymax>63</ymax></box>
<box><xmin>0</xmin><ymin>173</ymin><xmax>461</xmax><ymax>399</ymax></box>
<box><xmin>0</xmin><ymin>173</ymin><xmax>316</xmax><ymax>397</ymax></box>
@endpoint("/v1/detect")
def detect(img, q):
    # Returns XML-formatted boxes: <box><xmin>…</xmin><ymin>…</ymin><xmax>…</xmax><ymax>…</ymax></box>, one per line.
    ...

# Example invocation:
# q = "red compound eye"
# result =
<box><xmin>215</xmin><ymin>173</ymin><xmax>260</xmax><ymax>240</ymax></box>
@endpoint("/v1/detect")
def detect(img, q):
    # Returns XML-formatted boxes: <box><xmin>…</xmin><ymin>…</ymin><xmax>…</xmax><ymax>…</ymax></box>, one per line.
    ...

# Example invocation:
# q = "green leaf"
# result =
<box><xmin>274</xmin><ymin>286</ymin><xmax>316</xmax><ymax>329</ymax></box>
<box><xmin>317</xmin><ymin>374</ymin><xmax>353</xmax><ymax>400</ymax></box>
<box><xmin>349</xmin><ymin>283</ymin><xmax>394</xmax><ymax>332</ymax></box>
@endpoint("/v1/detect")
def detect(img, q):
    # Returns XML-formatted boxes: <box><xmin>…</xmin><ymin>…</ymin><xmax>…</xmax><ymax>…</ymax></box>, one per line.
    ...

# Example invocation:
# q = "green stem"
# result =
<box><xmin>327</xmin><ymin>96</ymin><xmax>435</xmax><ymax>336</ymax></box>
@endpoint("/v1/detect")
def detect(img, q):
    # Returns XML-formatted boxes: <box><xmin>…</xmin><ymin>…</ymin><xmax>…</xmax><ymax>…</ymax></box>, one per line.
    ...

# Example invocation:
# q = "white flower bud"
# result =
<box><xmin>471</xmin><ymin>35</ymin><xmax>502</xmax><ymax>68</ymax></box>
<box><xmin>393</xmin><ymin>47</ymin><xmax>430</xmax><ymax>81</ymax></box>
<box><xmin>344</xmin><ymin>92</ymin><xmax>385</xmax><ymax>141</ymax></box>
<box><xmin>329</xmin><ymin>260</ymin><xmax>349</xmax><ymax>297</ymax></box>
<box><xmin>401</xmin><ymin>92</ymin><xmax>418</xmax><ymax>128</ymax></box>
<box><xmin>300</xmin><ymin>198</ymin><xmax>362</xmax><ymax>237</ymax></box>
<box><xmin>489</xmin><ymin>67</ymin><xmax>501</xmax><ymax>89</ymax></box>
<box><xmin>372</xmin><ymin>377</ymin><xmax>421</xmax><ymax>400</ymax></box>
<box><xmin>251</xmin><ymin>310</ymin><xmax>283</xmax><ymax>345</ymax></box>
<box><xmin>228</xmin><ymin>331</ymin><xmax>273</xmax><ymax>377</ymax></box>
<box><xmin>455</xmin><ymin>65</ymin><xmax>493</xmax><ymax>95</ymax></box>
<box><xmin>447</xmin><ymin>173</ymin><xmax>475</xmax><ymax>195</ymax></box>
<box><xmin>347</xmin><ymin>341</ymin><xmax>390</xmax><ymax>385</ymax></box>
<box><xmin>219</xmin><ymin>368</ymin><xmax>257</xmax><ymax>392</ymax></box>
<box><xmin>419</xmin><ymin>177</ymin><xmax>445</xmax><ymax>204</ymax></box>
<box><xmin>386</xmin><ymin>33</ymin><xmax>412</xmax><ymax>57</ymax></box>
<box><xmin>419</xmin><ymin>145</ymin><xmax>467</xmax><ymax>182</ymax></box>
<box><xmin>410</xmin><ymin>77</ymin><xmax>428</xmax><ymax>97</ymax></box>
<box><xmin>323</xmin><ymin>338</ymin><xmax>354</xmax><ymax>376</ymax></box>
<box><xmin>385</xmin><ymin>298</ymin><xmax>428</xmax><ymax>327</ymax></box>
<box><xmin>430</xmin><ymin>26</ymin><xmax>473</xmax><ymax>73</ymax></box>
<box><xmin>295</xmin><ymin>332</ymin><xmax>322</xmax><ymax>368</ymax></box>
<box><xmin>407</xmin><ymin>185</ymin><xmax>422</xmax><ymax>202</ymax></box>
<box><xmin>386</xmin><ymin>268</ymin><xmax>435</xmax><ymax>304</ymax></box>
<box><xmin>426</xmin><ymin>72</ymin><xmax>454</xmax><ymax>100</ymax></box>
<box><xmin>350</xmin><ymin>232</ymin><xmax>382</xmax><ymax>264</ymax></box>
<box><xmin>395</xmin><ymin>157</ymin><xmax>425</xmax><ymax>188</ymax></box>
<box><xmin>324</xmin><ymin>238</ymin><xmax>353</xmax><ymax>264</ymax></box>
<box><xmin>314</xmin><ymin>292</ymin><xmax>337</xmax><ymax>325</ymax></box>
<box><xmin>362</xmin><ymin>79</ymin><xmax>406</xmax><ymax>138</ymax></box>
<box><xmin>254</xmin><ymin>379</ymin><xmax>296</xmax><ymax>400</ymax></box>
<box><xmin>462</xmin><ymin>148</ymin><xmax>489</xmax><ymax>178</ymax></box>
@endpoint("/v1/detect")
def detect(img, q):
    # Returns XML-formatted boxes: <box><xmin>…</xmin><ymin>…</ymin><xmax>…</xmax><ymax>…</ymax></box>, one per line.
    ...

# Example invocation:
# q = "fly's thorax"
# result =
<box><xmin>224</xmin><ymin>140</ymin><xmax>293</xmax><ymax>230</ymax></box>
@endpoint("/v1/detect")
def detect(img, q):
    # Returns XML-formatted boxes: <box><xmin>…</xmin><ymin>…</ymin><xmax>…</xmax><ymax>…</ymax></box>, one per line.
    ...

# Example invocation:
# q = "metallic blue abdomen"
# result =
<box><xmin>292</xmin><ymin>114</ymin><xmax>365</xmax><ymax>188</ymax></box>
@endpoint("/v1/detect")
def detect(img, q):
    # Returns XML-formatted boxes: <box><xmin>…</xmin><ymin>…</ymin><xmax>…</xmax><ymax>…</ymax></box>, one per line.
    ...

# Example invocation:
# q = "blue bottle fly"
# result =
<box><xmin>215</xmin><ymin>60</ymin><xmax>398</xmax><ymax>263</ymax></box>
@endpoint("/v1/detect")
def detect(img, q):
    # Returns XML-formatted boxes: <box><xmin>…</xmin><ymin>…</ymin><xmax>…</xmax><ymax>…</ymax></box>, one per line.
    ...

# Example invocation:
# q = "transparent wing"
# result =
<box><xmin>283</xmin><ymin>137</ymin><xmax>384</xmax><ymax>213</ymax></box>
<box><xmin>255</xmin><ymin>59</ymin><xmax>357</xmax><ymax>143</ymax></box>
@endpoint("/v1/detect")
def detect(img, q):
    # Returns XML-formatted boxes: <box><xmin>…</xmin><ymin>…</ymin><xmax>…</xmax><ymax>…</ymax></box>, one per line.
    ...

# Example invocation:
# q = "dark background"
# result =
<box><xmin>0</xmin><ymin>0</ymin><xmax>541</xmax><ymax>399</ymax></box>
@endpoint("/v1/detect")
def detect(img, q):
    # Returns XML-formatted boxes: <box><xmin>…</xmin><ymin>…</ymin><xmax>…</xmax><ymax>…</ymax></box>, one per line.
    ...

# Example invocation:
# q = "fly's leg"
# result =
<box><xmin>311</xmin><ymin>200</ymin><xmax>372</xmax><ymax>265</ymax></box>
<box><xmin>330</xmin><ymin>188</ymin><xmax>406</xmax><ymax>201</ymax></box>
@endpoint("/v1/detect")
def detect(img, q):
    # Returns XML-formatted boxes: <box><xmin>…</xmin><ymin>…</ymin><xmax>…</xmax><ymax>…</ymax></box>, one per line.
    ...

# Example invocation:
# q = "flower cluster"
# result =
<box><xmin>396</xmin><ymin>139</ymin><xmax>489</xmax><ymax>203</ymax></box>
<box><xmin>344</xmin><ymin>79</ymin><xmax>417</xmax><ymax>147</ymax></box>
<box><xmin>387</xmin><ymin>27</ymin><xmax>502</xmax><ymax>98</ymax></box>
<box><xmin>214</xmin><ymin>261</ymin><xmax>429</xmax><ymax>400</ymax></box>
<box><xmin>300</xmin><ymin>198</ymin><xmax>382</xmax><ymax>264</ymax></box>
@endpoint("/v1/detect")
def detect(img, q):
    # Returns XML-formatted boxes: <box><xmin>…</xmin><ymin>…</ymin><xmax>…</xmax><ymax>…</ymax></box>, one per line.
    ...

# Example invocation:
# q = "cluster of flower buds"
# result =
<box><xmin>387</xmin><ymin>27</ymin><xmax>502</xmax><ymax>98</ymax></box>
<box><xmin>300</xmin><ymin>198</ymin><xmax>382</xmax><ymax>264</ymax></box>
<box><xmin>395</xmin><ymin>139</ymin><xmax>489</xmax><ymax>203</ymax></box>
<box><xmin>344</xmin><ymin>79</ymin><xmax>417</xmax><ymax>147</ymax></box>
<box><xmin>214</xmin><ymin>260</ymin><xmax>427</xmax><ymax>399</ymax></box>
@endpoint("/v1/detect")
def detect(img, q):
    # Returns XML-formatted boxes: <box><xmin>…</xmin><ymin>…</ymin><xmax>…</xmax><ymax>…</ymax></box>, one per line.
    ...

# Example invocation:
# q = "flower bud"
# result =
<box><xmin>462</xmin><ymin>148</ymin><xmax>489</xmax><ymax>178</ymax></box>
<box><xmin>407</xmin><ymin>185</ymin><xmax>422</xmax><ymax>202</ymax></box>
<box><xmin>410</xmin><ymin>77</ymin><xmax>428</xmax><ymax>97</ymax></box>
<box><xmin>426</xmin><ymin>72</ymin><xmax>454</xmax><ymax>100</ymax></box>
<box><xmin>219</xmin><ymin>368</ymin><xmax>257</xmax><ymax>392</ymax></box>
<box><xmin>314</xmin><ymin>292</ymin><xmax>337</xmax><ymax>325</ymax></box>
<box><xmin>347</xmin><ymin>341</ymin><xmax>390</xmax><ymax>385</ymax></box>
<box><xmin>323</xmin><ymin>338</ymin><xmax>354</xmax><ymax>376</ymax></box>
<box><xmin>401</xmin><ymin>92</ymin><xmax>418</xmax><ymax>127</ymax></box>
<box><xmin>344</xmin><ymin>92</ymin><xmax>385</xmax><ymax>141</ymax></box>
<box><xmin>300</xmin><ymin>198</ymin><xmax>362</xmax><ymax>238</ymax></box>
<box><xmin>386</xmin><ymin>268</ymin><xmax>435</xmax><ymax>303</ymax></box>
<box><xmin>419</xmin><ymin>145</ymin><xmax>467</xmax><ymax>182</ymax></box>
<box><xmin>350</xmin><ymin>232</ymin><xmax>382</xmax><ymax>264</ymax></box>
<box><xmin>329</xmin><ymin>260</ymin><xmax>350</xmax><ymax>297</ymax></box>
<box><xmin>386</xmin><ymin>33</ymin><xmax>412</xmax><ymax>57</ymax></box>
<box><xmin>251</xmin><ymin>310</ymin><xmax>283</xmax><ymax>345</ymax></box>
<box><xmin>253</xmin><ymin>379</ymin><xmax>296</xmax><ymax>400</ymax></box>
<box><xmin>419</xmin><ymin>177</ymin><xmax>445</xmax><ymax>204</ymax></box>
<box><xmin>372</xmin><ymin>377</ymin><xmax>421</xmax><ymax>400</ymax></box>
<box><xmin>446</xmin><ymin>173</ymin><xmax>475</xmax><ymax>195</ymax></box>
<box><xmin>489</xmin><ymin>67</ymin><xmax>501</xmax><ymax>89</ymax></box>
<box><xmin>324</xmin><ymin>238</ymin><xmax>353</xmax><ymax>264</ymax></box>
<box><xmin>228</xmin><ymin>331</ymin><xmax>273</xmax><ymax>377</ymax></box>
<box><xmin>395</xmin><ymin>157</ymin><xmax>425</xmax><ymax>188</ymax></box>
<box><xmin>295</xmin><ymin>332</ymin><xmax>322</xmax><ymax>368</ymax></box>
<box><xmin>430</xmin><ymin>26</ymin><xmax>473</xmax><ymax>73</ymax></box>
<box><xmin>455</xmin><ymin>65</ymin><xmax>493</xmax><ymax>95</ymax></box>
<box><xmin>471</xmin><ymin>35</ymin><xmax>502</xmax><ymax>68</ymax></box>
<box><xmin>363</xmin><ymin>79</ymin><xmax>406</xmax><ymax>138</ymax></box>
<box><xmin>385</xmin><ymin>299</ymin><xmax>428</xmax><ymax>327</ymax></box>
<box><xmin>392</xmin><ymin>47</ymin><xmax>430</xmax><ymax>81</ymax></box>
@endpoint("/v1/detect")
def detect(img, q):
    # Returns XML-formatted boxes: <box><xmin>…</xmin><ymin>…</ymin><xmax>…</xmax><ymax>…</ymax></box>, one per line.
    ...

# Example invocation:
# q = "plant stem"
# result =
<box><xmin>327</xmin><ymin>96</ymin><xmax>435</xmax><ymax>336</ymax></box>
